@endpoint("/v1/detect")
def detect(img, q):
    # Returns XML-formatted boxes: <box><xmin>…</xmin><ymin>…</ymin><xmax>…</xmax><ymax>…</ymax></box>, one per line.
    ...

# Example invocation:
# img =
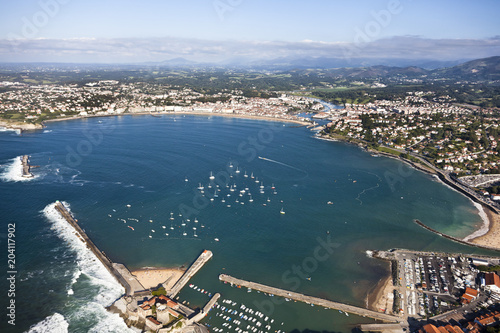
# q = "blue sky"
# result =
<box><xmin>0</xmin><ymin>0</ymin><xmax>499</xmax><ymax>63</ymax></box>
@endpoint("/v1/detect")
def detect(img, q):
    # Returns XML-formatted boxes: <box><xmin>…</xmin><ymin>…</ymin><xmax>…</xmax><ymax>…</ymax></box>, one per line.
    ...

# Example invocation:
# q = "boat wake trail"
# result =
<box><xmin>258</xmin><ymin>156</ymin><xmax>305</xmax><ymax>173</ymax></box>
<box><xmin>355</xmin><ymin>171</ymin><xmax>382</xmax><ymax>205</ymax></box>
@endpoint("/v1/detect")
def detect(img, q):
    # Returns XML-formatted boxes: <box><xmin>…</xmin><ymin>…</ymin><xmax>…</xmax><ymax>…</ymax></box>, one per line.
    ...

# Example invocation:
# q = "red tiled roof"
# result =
<box><xmin>167</xmin><ymin>308</ymin><xmax>180</xmax><ymax>318</ymax></box>
<box><xmin>485</xmin><ymin>272</ymin><xmax>500</xmax><ymax>288</ymax></box>
<box><xmin>147</xmin><ymin>316</ymin><xmax>161</xmax><ymax>325</ymax></box>
<box><xmin>157</xmin><ymin>294</ymin><xmax>178</xmax><ymax>308</ymax></box>
<box><xmin>476</xmin><ymin>311</ymin><xmax>500</xmax><ymax>327</ymax></box>
<box><xmin>437</xmin><ymin>327</ymin><xmax>448</xmax><ymax>333</ymax></box>
<box><xmin>423</xmin><ymin>324</ymin><xmax>441</xmax><ymax>333</ymax></box>
<box><xmin>444</xmin><ymin>325</ymin><xmax>457</xmax><ymax>333</ymax></box>
<box><xmin>465</xmin><ymin>287</ymin><xmax>478</xmax><ymax>297</ymax></box>
<box><xmin>143</xmin><ymin>296</ymin><xmax>158</xmax><ymax>306</ymax></box>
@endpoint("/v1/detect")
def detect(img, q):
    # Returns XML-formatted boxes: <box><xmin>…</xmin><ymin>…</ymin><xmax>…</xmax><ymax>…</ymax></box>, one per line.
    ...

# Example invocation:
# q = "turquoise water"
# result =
<box><xmin>0</xmin><ymin>115</ymin><xmax>498</xmax><ymax>333</ymax></box>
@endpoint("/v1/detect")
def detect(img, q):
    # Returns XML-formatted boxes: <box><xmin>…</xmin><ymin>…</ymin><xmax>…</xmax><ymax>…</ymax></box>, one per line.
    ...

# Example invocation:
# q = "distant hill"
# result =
<box><xmin>433</xmin><ymin>56</ymin><xmax>500</xmax><ymax>80</ymax></box>
<box><xmin>282</xmin><ymin>56</ymin><xmax>500</xmax><ymax>80</ymax></box>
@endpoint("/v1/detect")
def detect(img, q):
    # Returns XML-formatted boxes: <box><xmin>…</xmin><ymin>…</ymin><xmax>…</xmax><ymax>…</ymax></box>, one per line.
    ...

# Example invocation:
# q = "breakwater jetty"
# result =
<box><xmin>413</xmin><ymin>219</ymin><xmax>500</xmax><ymax>252</ymax></box>
<box><xmin>191</xmin><ymin>293</ymin><xmax>221</xmax><ymax>323</ymax></box>
<box><xmin>168</xmin><ymin>250</ymin><xmax>213</xmax><ymax>297</ymax></box>
<box><xmin>53</xmin><ymin>201</ymin><xmax>145</xmax><ymax>295</ymax></box>
<box><xmin>21</xmin><ymin>155</ymin><xmax>34</xmax><ymax>178</ymax></box>
<box><xmin>219</xmin><ymin>274</ymin><xmax>401</xmax><ymax>323</ymax></box>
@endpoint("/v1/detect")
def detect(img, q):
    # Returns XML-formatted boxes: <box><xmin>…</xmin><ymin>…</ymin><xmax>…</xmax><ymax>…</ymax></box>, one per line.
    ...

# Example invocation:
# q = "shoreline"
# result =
<box><xmin>0</xmin><ymin>120</ymin><xmax>43</xmax><ymax>131</ymax></box>
<box><xmin>317</xmin><ymin>132</ymin><xmax>500</xmax><ymax>251</ymax></box>
<box><xmin>367</xmin><ymin>275</ymin><xmax>394</xmax><ymax>315</ymax></box>
<box><xmin>42</xmin><ymin>111</ymin><xmax>310</xmax><ymax>126</ymax></box>
<box><xmin>469</xmin><ymin>208</ymin><xmax>500</xmax><ymax>249</ymax></box>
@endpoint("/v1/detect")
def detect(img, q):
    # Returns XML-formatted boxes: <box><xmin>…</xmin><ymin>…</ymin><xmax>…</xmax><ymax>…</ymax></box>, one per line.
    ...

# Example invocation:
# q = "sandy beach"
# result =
<box><xmin>469</xmin><ymin>208</ymin><xmax>500</xmax><ymax>250</ymax></box>
<box><xmin>367</xmin><ymin>275</ymin><xmax>394</xmax><ymax>314</ymax></box>
<box><xmin>131</xmin><ymin>267</ymin><xmax>185</xmax><ymax>290</ymax></box>
<box><xmin>43</xmin><ymin>111</ymin><xmax>310</xmax><ymax>126</ymax></box>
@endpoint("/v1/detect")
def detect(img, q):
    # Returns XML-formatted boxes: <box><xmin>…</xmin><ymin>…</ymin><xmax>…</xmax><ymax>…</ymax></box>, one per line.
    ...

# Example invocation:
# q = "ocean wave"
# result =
<box><xmin>0</xmin><ymin>156</ymin><xmax>38</xmax><ymax>182</ymax></box>
<box><xmin>42</xmin><ymin>202</ymin><xmax>135</xmax><ymax>332</ymax></box>
<box><xmin>26</xmin><ymin>313</ymin><xmax>69</xmax><ymax>333</ymax></box>
<box><xmin>0</xmin><ymin>127</ymin><xmax>21</xmax><ymax>135</ymax></box>
<box><xmin>67</xmin><ymin>269</ymin><xmax>81</xmax><ymax>295</ymax></box>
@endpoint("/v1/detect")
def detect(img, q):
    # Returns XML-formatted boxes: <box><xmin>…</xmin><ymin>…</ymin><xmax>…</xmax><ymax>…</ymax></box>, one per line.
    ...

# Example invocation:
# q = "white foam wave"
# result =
<box><xmin>67</xmin><ymin>269</ymin><xmax>81</xmax><ymax>295</ymax></box>
<box><xmin>0</xmin><ymin>156</ymin><xmax>38</xmax><ymax>182</ymax></box>
<box><xmin>0</xmin><ymin>127</ymin><xmax>21</xmax><ymax>135</ymax></box>
<box><xmin>26</xmin><ymin>313</ymin><xmax>69</xmax><ymax>333</ymax></box>
<box><xmin>42</xmin><ymin>202</ymin><xmax>135</xmax><ymax>332</ymax></box>
<box><xmin>463</xmin><ymin>202</ymin><xmax>490</xmax><ymax>241</ymax></box>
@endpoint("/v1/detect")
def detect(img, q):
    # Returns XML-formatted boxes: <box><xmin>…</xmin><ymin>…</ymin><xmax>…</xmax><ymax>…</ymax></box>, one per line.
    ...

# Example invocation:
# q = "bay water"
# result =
<box><xmin>0</xmin><ymin>115</ymin><xmax>497</xmax><ymax>333</ymax></box>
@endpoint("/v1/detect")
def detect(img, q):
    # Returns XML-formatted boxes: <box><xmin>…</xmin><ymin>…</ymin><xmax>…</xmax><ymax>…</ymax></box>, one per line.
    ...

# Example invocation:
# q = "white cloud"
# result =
<box><xmin>0</xmin><ymin>36</ymin><xmax>499</xmax><ymax>64</ymax></box>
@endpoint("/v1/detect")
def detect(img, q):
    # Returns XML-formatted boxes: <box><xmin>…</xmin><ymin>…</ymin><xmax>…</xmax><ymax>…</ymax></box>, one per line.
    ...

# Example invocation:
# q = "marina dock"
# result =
<box><xmin>168</xmin><ymin>250</ymin><xmax>213</xmax><ymax>297</ymax></box>
<box><xmin>21</xmin><ymin>155</ymin><xmax>34</xmax><ymax>178</ymax></box>
<box><xmin>219</xmin><ymin>274</ymin><xmax>401</xmax><ymax>323</ymax></box>
<box><xmin>54</xmin><ymin>201</ymin><xmax>144</xmax><ymax>295</ymax></box>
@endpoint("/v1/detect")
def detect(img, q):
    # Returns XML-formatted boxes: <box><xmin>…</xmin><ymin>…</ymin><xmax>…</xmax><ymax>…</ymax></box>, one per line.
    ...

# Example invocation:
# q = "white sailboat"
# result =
<box><xmin>209</xmin><ymin>171</ymin><xmax>215</xmax><ymax>180</ymax></box>
<box><xmin>280</xmin><ymin>208</ymin><xmax>285</xmax><ymax>214</ymax></box>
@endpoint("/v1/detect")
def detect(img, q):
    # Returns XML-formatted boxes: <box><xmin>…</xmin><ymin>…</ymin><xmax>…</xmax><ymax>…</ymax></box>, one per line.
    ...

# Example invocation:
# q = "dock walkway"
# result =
<box><xmin>219</xmin><ymin>274</ymin><xmax>401</xmax><ymax>323</ymax></box>
<box><xmin>168</xmin><ymin>250</ymin><xmax>213</xmax><ymax>298</ymax></box>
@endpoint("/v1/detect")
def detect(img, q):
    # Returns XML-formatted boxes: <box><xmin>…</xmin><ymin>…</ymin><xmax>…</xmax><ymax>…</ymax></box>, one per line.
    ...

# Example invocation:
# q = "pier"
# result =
<box><xmin>191</xmin><ymin>293</ymin><xmax>221</xmax><ymax>323</ymax></box>
<box><xmin>54</xmin><ymin>201</ymin><xmax>144</xmax><ymax>295</ymax></box>
<box><xmin>21</xmin><ymin>155</ymin><xmax>34</xmax><ymax>178</ymax></box>
<box><xmin>359</xmin><ymin>323</ymin><xmax>406</xmax><ymax>332</ymax></box>
<box><xmin>219</xmin><ymin>274</ymin><xmax>401</xmax><ymax>323</ymax></box>
<box><xmin>168</xmin><ymin>250</ymin><xmax>213</xmax><ymax>298</ymax></box>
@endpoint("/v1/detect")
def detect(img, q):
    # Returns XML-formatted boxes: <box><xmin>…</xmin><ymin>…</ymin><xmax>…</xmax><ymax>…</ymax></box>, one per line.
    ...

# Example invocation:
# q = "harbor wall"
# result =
<box><xmin>54</xmin><ymin>201</ymin><xmax>134</xmax><ymax>294</ymax></box>
<box><xmin>413</xmin><ymin>219</ymin><xmax>499</xmax><ymax>252</ymax></box>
